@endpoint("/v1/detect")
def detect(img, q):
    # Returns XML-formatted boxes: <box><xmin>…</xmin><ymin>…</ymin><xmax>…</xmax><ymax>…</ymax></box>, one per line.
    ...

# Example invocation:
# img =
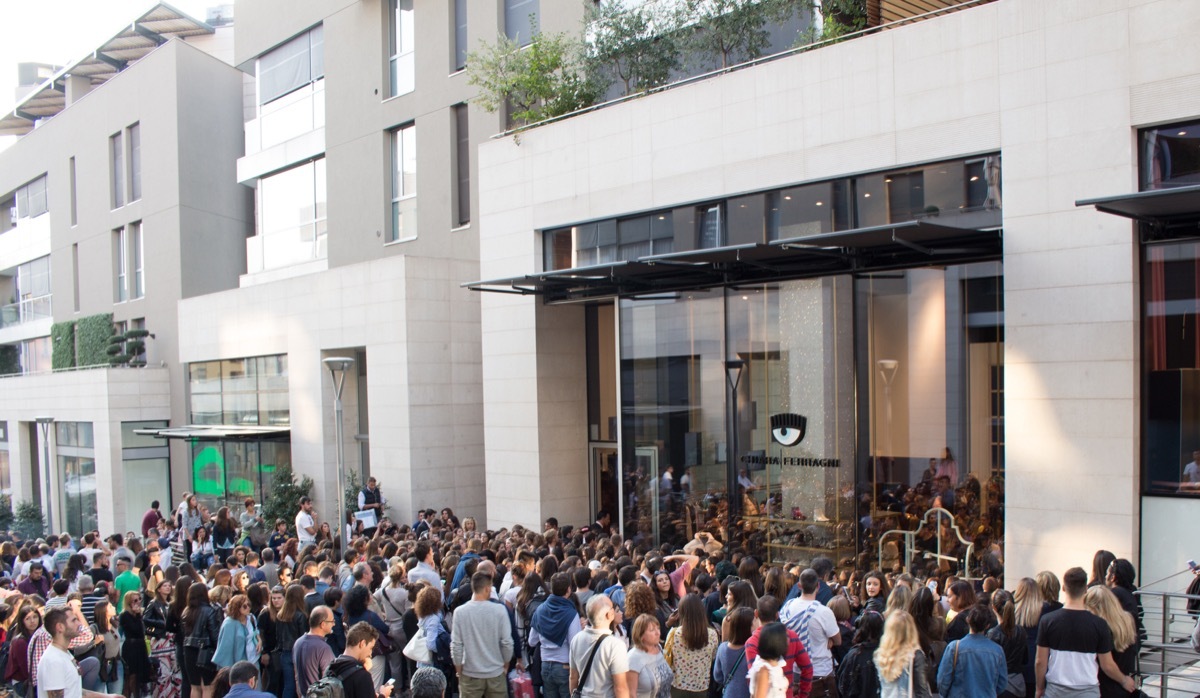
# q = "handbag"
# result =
<box><xmin>403</xmin><ymin>625</ymin><xmax>432</xmax><ymax>663</ymax></box>
<box><xmin>720</xmin><ymin>649</ymin><xmax>746</xmax><ymax>697</ymax></box>
<box><xmin>570</xmin><ymin>635</ymin><xmax>608</xmax><ymax>698</ymax></box>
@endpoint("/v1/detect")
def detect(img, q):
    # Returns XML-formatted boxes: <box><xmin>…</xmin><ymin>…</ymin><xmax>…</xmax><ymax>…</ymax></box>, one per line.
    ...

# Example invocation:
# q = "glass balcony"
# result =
<box><xmin>0</xmin><ymin>294</ymin><xmax>51</xmax><ymax>329</ymax></box>
<box><xmin>245</xmin><ymin>79</ymin><xmax>325</xmax><ymax>154</ymax></box>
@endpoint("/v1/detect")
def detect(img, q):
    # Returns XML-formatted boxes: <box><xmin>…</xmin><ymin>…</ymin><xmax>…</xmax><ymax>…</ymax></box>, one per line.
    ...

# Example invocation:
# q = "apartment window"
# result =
<box><xmin>258</xmin><ymin>159</ymin><xmax>327</xmax><ymax>267</ymax></box>
<box><xmin>189</xmin><ymin>354</ymin><xmax>290</xmax><ymax>426</ymax></box>
<box><xmin>258</xmin><ymin>25</ymin><xmax>325</xmax><ymax>106</ymax></box>
<box><xmin>389</xmin><ymin>124</ymin><xmax>417</xmax><ymax>242</ymax></box>
<box><xmin>114</xmin><ymin>227</ymin><xmax>127</xmax><ymax>302</ymax></box>
<box><xmin>110</xmin><ymin>131</ymin><xmax>124</xmax><ymax>209</ymax></box>
<box><xmin>453</xmin><ymin>0</ymin><xmax>468</xmax><ymax>71</ymax></box>
<box><xmin>129</xmin><ymin>123</ymin><xmax>142</xmax><ymax>202</ymax></box>
<box><xmin>71</xmin><ymin>243</ymin><xmax>80</xmax><ymax>312</ymax></box>
<box><xmin>131</xmin><ymin>222</ymin><xmax>144</xmax><ymax>299</ymax></box>
<box><xmin>15</xmin><ymin>175</ymin><xmax>48</xmax><ymax>219</ymax></box>
<box><xmin>504</xmin><ymin>0</ymin><xmax>539</xmax><ymax>46</ymax></box>
<box><xmin>389</xmin><ymin>0</ymin><xmax>415</xmax><ymax>97</ymax></box>
<box><xmin>453</xmin><ymin>104</ymin><xmax>470</xmax><ymax>226</ymax></box>
<box><xmin>68</xmin><ymin>157</ymin><xmax>77</xmax><ymax>225</ymax></box>
<box><xmin>130</xmin><ymin>318</ymin><xmax>147</xmax><ymax>363</ymax></box>
<box><xmin>20</xmin><ymin>337</ymin><xmax>50</xmax><ymax>374</ymax></box>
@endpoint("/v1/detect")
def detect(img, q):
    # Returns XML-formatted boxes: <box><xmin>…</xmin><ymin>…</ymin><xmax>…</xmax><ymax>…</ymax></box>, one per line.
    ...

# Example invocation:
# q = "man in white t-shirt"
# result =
<box><xmin>38</xmin><ymin>606</ymin><xmax>120</xmax><ymax>698</ymax></box>
<box><xmin>780</xmin><ymin>569</ymin><xmax>840</xmax><ymax>697</ymax></box>
<box><xmin>1183</xmin><ymin>450</ymin><xmax>1200</xmax><ymax>489</ymax></box>
<box><xmin>295</xmin><ymin>496</ymin><xmax>318</xmax><ymax>547</ymax></box>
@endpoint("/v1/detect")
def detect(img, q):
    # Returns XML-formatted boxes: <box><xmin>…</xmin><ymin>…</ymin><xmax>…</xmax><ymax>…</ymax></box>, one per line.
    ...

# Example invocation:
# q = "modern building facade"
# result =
<box><xmin>0</xmin><ymin>6</ymin><xmax>251</xmax><ymax>535</ymax></box>
<box><xmin>473</xmin><ymin>0</ymin><xmax>1200</xmax><ymax>586</ymax></box>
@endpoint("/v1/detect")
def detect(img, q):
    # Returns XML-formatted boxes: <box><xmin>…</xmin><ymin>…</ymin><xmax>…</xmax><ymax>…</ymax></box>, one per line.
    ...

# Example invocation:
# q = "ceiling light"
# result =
<box><xmin>884</xmin><ymin>178</ymin><xmax>892</xmax><ymax>183</ymax></box>
<box><xmin>969</xmin><ymin>176</ymin><xmax>979</xmax><ymax>181</ymax></box>
<box><xmin>815</xmin><ymin>201</ymin><xmax>824</xmax><ymax>206</ymax></box>
<box><xmin>864</xmin><ymin>193</ymin><xmax>871</xmax><ymax>198</ymax></box>
<box><xmin>1179</xmin><ymin>131</ymin><xmax>1188</xmax><ymax>136</ymax></box>
<box><xmin>657</xmin><ymin>215</ymin><xmax>665</xmax><ymax>220</ymax></box>
<box><xmin>784</xmin><ymin>195</ymin><xmax>792</xmax><ymax>201</ymax></box>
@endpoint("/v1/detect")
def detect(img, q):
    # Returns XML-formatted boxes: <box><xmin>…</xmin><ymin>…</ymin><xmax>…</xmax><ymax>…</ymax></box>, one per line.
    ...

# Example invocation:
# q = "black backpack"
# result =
<box><xmin>305</xmin><ymin>662</ymin><xmax>355</xmax><ymax>698</ymax></box>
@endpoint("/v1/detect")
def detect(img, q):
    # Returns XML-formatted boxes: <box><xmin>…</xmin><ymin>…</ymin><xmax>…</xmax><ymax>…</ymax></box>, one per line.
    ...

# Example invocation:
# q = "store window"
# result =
<box><xmin>188</xmin><ymin>354</ymin><xmax>289</xmax><ymax>426</ymax></box>
<box><xmin>1143</xmin><ymin>241</ymin><xmax>1200</xmax><ymax>495</ymax></box>
<box><xmin>1141</xmin><ymin>120</ymin><xmax>1200</xmax><ymax>191</ymax></box>
<box><xmin>57</xmin><ymin>421</ymin><xmax>96</xmax><ymax>536</ymax></box>
<box><xmin>191</xmin><ymin>439</ymin><xmax>291</xmax><ymax>515</ymax></box>
<box><xmin>615</xmin><ymin>263</ymin><xmax>1005</xmax><ymax>576</ymax></box>
<box><xmin>122</xmin><ymin>420</ymin><xmax>170</xmax><ymax>534</ymax></box>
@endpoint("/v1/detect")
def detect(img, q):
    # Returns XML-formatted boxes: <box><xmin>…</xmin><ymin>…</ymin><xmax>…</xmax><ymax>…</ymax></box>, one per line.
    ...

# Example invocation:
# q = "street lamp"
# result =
<box><xmin>725</xmin><ymin>359</ymin><xmax>745</xmax><ymax>535</ymax></box>
<box><xmin>323</xmin><ymin>357</ymin><xmax>354</xmax><ymax>552</ymax></box>
<box><xmin>34</xmin><ymin>417</ymin><xmax>53</xmax><ymax>532</ymax></box>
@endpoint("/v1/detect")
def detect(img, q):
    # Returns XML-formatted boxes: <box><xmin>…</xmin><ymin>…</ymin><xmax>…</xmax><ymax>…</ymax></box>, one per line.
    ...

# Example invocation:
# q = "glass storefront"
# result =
<box><xmin>191</xmin><ymin>439</ymin><xmax>291</xmax><ymax>513</ymax></box>
<box><xmin>57</xmin><ymin>421</ymin><xmax>96</xmax><ymax>536</ymax></box>
<box><xmin>610</xmin><ymin>263</ymin><xmax>1004</xmax><ymax>576</ymax></box>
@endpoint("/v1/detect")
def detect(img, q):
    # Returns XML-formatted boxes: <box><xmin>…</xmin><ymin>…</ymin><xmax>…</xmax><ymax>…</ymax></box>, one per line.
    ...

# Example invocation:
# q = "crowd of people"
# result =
<box><xmin>0</xmin><ymin>486</ymin><xmax>1158</xmax><ymax>698</ymax></box>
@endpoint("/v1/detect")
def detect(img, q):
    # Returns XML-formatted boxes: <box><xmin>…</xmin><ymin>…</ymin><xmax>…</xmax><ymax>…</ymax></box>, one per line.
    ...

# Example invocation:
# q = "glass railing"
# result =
<box><xmin>246</xmin><ymin>79</ymin><xmax>326</xmax><ymax>154</ymax></box>
<box><xmin>0</xmin><ymin>294</ymin><xmax>51</xmax><ymax>329</ymax></box>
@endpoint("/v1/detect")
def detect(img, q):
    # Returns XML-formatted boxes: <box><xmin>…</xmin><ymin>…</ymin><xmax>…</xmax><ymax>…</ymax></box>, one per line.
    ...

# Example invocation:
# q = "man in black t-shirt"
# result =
<box><xmin>1035</xmin><ymin>567</ymin><xmax>1136</xmax><ymax>698</ymax></box>
<box><xmin>325</xmin><ymin>621</ymin><xmax>395</xmax><ymax>698</ymax></box>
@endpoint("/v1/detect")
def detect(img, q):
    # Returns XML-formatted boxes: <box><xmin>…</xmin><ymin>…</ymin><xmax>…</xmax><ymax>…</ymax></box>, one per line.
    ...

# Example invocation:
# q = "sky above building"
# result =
<box><xmin>0</xmin><ymin>0</ymin><xmax>215</xmax><ymax>152</ymax></box>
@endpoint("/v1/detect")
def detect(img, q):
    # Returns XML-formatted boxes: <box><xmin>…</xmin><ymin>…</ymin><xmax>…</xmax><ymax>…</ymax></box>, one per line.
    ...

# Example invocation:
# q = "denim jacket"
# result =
<box><xmin>936</xmin><ymin>633</ymin><xmax>1007</xmax><ymax>698</ymax></box>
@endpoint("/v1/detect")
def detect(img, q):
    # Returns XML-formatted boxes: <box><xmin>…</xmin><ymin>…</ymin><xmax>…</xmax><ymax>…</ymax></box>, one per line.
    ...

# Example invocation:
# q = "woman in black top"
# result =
<box><xmin>1107</xmin><ymin>559</ymin><xmax>1146</xmax><ymax>642</ymax></box>
<box><xmin>182</xmin><ymin>583</ymin><xmax>222</xmax><ymax>698</ymax></box>
<box><xmin>170</xmin><ymin>578</ymin><xmax>193</xmax><ymax>694</ymax></box>
<box><xmin>275</xmin><ymin>584</ymin><xmax>309</xmax><ymax>698</ymax></box>
<box><xmin>985</xmin><ymin>590</ymin><xmax>1028</xmax><ymax>698</ymax></box>
<box><xmin>212</xmin><ymin>507</ymin><xmax>239</xmax><ymax>565</ymax></box>
<box><xmin>258</xmin><ymin>585</ymin><xmax>286</xmax><ymax>697</ymax></box>
<box><xmin>943</xmin><ymin>581</ymin><xmax>978</xmax><ymax>642</ymax></box>
<box><xmin>1084</xmin><ymin>585</ymin><xmax>1140</xmax><ymax>698</ymax></box>
<box><xmin>120</xmin><ymin>591</ymin><xmax>153</xmax><ymax>698</ymax></box>
<box><xmin>144</xmin><ymin>578</ymin><xmax>181</xmax><ymax>698</ymax></box>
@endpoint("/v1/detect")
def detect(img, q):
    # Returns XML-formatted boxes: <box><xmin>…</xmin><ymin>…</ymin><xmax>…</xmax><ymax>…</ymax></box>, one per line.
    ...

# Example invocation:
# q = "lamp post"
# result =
<box><xmin>725</xmin><ymin>359</ymin><xmax>745</xmax><ymax>535</ymax></box>
<box><xmin>34</xmin><ymin>417</ymin><xmax>53</xmax><ymax>531</ymax></box>
<box><xmin>323</xmin><ymin>357</ymin><xmax>354</xmax><ymax>552</ymax></box>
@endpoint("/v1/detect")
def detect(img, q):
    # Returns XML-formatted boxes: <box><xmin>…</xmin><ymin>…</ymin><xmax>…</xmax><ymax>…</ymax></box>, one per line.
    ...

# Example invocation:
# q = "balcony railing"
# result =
<box><xmin>0</xmin><ymin>294</ymin><xmax>51</xmax><ymax>329</ymax></box>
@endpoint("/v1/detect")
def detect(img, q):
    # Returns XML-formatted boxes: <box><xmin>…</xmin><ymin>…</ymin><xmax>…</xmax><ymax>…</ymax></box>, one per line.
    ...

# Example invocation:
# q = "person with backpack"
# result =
<box><xmin>835</xmin><ymin>611</ymin><xmax>883</xmax><ymax>698</ymax></box>
<box><xmin>712</xmin><ymin>608</ymin><xmax>753</xmax><ymax>698</ymax></box>
<box><xmin>321</xmin><ymin>622</ymin><xmax>395</xmax><ymax>698</ymax></box>
<box><xmin>530</xmin><ymin>572</ymin><xmax>583</xmax><ymax>698</ymax></box>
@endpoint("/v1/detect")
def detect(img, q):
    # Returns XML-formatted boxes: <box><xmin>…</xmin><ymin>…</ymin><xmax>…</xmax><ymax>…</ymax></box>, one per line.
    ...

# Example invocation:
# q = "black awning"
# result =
<box><xmin>134</xmin><ymin>425</ymin><xmax>291</xmax><ymax>441</ymax></box>
<box><xmin>467</xmin><ymin>220</ymin><xmax>1000</xmax><ymax>302</ymax></box>
<box><xmin>1076</xmin><ymin>184</ymin><xmax>1200</xmax><ymax>224</ymax></box>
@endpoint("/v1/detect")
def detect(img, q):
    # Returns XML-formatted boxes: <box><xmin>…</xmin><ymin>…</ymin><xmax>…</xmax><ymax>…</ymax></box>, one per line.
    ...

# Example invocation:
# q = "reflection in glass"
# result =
<box><xmin>60</xmin><ymin>455</ymin><xmax>97</xmax><ymax>536</ymax></box>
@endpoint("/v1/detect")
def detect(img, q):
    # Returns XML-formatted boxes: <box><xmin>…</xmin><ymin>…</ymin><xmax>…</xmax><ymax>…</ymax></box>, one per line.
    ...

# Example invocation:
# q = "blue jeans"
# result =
<box><xmin>541</xmin><ymin>661</ymin><xmax>569</xmax><ymax>698</ymax></box>
<box><xmin>281</xmin><ymin>650</ymin><xmax>297</xmax><ymax>698</ymax></box>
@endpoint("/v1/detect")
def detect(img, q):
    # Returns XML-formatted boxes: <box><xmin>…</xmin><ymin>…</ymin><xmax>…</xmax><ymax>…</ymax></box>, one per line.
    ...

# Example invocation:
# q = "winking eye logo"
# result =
<box><xmin>769</xmin><ymin>413</ymin><xmax>808</xmax><ymax>447</ymax></box>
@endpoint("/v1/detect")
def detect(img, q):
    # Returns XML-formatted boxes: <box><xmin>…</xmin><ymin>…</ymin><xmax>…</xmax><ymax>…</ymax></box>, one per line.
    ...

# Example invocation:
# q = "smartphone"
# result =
<box><xmin>385</xmin><ymin>679</ymin><xmax>396</xmax><ymax>687</ymax></box>
<box><xmin>927</xmin><ymin>580</ymin><xmax>938</xmax><ymax>591</ymax></box>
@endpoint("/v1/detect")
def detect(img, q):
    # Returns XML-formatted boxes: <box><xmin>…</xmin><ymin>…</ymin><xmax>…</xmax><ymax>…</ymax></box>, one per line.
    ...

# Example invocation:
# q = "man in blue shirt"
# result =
<box><xmin>226</xmin><ymin>661</ymin><xmax>276</xmax><ymax>698</ymax></box>
<box><xmin>937</xmin><ymin>605</ymin><xmax>1007</xmax><ymax>697</ymax></box>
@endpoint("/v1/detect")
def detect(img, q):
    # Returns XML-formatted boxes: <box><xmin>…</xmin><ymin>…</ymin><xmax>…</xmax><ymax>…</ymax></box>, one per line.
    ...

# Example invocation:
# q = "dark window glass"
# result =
<box><xmin>1143</xmin><ymin>241</ymin><xmax>1200</xmax><ymax>495</ymax></box>
<box><xmin>966</xmin><ymin>160</ymin><xmax>987</xmax><ymax>209</ymax></box>
<box><xmin>697</xmin><ymin>204</ymin><xmax>724</xmax><ymax>249</ymax></box>
<box><xmin>454</xmin><ymin>0</ymin><xmax>469</xmax><ymax>70</ymax></box>
<box><xmin>1141</xmin><ymin>121</ymin><xmax>1200</xmax><ymax>190</ymax></box>
<box><xmin>544</xmin><ymin>228</ymin><xmax>573</xmax><ymax>271</ymax></box>
<box><xmin>504</xmin><ymin>0</ymin><xmax>539</xmax><ymax>46</ymax></box>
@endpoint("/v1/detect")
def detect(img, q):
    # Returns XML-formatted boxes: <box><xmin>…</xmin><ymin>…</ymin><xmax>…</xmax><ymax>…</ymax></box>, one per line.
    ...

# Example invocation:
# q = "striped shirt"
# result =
<box><xmin>745</xmin><ymin>624</ymin><xmax>813</xmax><ymax>698</ymax></box>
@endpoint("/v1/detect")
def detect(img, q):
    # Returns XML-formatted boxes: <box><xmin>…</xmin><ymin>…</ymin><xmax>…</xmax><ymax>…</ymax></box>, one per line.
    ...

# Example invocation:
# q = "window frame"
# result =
<box><xmin>388</xmin><ymin>123</ymin><xmax>417</xmax><ymax>243</ymax></box>
<box><xmin>110</xmin><ymin>131</ymin><xmax>125</xmax><ymax>209</ymax></box>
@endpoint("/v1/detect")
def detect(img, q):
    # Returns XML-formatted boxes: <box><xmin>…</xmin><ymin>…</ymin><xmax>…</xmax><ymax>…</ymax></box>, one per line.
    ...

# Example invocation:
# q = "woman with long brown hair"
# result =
<box><xmin>182</xmin><ymin>582</ymin><xmax>219</xmax><ymax>698</ymax></box>
<box><xmin>170</xmin><ymin>577</ymin><xmax>195</xmax><ymax>697</ymax></box>
<box><xmin>121</xmin><ymin>590</ymin><xmax>153</xmax><ymax>698</ymax></box>
<box><xmin>275</xmin><ymin>585</ymin><xmax>308</xmax><ymax>698</ymax></box>
<box><xmin>145</xmin><ymin>578</ymin><xmax>182</xmax><ymax>698</ymax></box>
<box><xmin>665</xmin><ymin>594</ymin><xmax>718</xmax><ymax>698</ymax></box>
<box><xmin>985</xmin><ymin>590</ymin><xmax>1028</xmax><ymax>698</ymax></box>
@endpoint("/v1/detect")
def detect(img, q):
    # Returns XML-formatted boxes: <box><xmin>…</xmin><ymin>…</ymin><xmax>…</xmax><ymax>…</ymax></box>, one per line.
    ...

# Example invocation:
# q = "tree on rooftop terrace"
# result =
<box><xmin>682</xmin><ymin>0</ymin><xmax>798</xmax><ymax>69</ymax></box>
<box><xmin>586</xmin><ymin>0</ymin><xmax>685</xmax><ymax>94</ymax></box>
<box><xmin>467</xmin><ymin>26</ymin><xmax>604</xmax><ymax>129</ymax></box>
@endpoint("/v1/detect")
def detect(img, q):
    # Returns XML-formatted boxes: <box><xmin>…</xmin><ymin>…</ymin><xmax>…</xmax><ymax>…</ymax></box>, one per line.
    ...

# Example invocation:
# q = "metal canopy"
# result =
<box><xmin>467</xmin><ymin>220</ymin><xmax>1000</xmax><ymax>303</ymax></box>
<box><xmin>1076</xmin><ymin>184</ymin><xmax>1200</xmax><ymax>225</ymax></box>
<box><xmin>0</xmin><ymin>3</ymin><xmax>213</xmax><ymax>137</ymax></box>
<box><xmin>133</xmin><ymin>425</ymin><xmax>290</xmax><ymax>441</ymax></box>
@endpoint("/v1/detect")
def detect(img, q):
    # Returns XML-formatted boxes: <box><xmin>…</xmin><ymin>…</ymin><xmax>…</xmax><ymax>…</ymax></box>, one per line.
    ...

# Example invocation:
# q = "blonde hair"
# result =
<box><xmin>1084</xmin><ymin>586</ymin><xmax>1136</xmax><ymax>653</ymax></box>
<box><xmin>1036</xmin><ymin>571</ymin><xmax>1060</xmax><ymax>604</ymax></box>
<box><xmin>1013</xmin><ymin>577</ymin><xmax>1042</xmax><ymax>628</ymax></box>
<box><xmin>885</xmin><ymin>585</ymin><xmax>913</xmax><ymax>618</ymax></box>
<box><xmin>874</xmin><ymin>611</ymin><xmax>920</xmax><ymax>683</ymax></box>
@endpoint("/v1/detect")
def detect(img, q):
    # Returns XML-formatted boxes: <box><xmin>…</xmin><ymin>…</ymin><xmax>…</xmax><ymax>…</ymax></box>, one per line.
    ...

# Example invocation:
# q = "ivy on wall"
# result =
<box><xmin>51</xmin><ymin>321</ymin><xmax>76</xmax><ymax>369</ymax></box>
<box><xmin>76</xmin><ymin>313</ymin><xmax>114</xmax><ymax>367</ymax></box>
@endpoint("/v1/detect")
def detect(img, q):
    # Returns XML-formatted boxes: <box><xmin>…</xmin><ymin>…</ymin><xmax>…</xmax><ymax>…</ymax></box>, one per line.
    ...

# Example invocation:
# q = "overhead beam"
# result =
<box><xmin>13</xmin><ymin>109</ymin><xmax>37</xmax><ymax>122</ymax></box>
<box><xmin>132</xmin><ymin>22</ymin><xmax>167</xmax><ymax>45</ymax></box>
<box><xmin>92</xmin><ymin>50</ymin><xmax>127</xmax><ymax>71</ymax></box>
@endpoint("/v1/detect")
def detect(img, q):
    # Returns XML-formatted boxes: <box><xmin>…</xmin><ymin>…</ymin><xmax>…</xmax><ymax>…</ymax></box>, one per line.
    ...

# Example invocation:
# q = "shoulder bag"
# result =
<box><xmin>944</xmin><ymin>641</ymin><xmax>960</xmax><ymax>697</ymax></box>
<box><xmin>720</xmin><ymin>649</ymin><xmax>746</xmax><ymax>697</ymax></box>
<box><xmin>403</xmin><ymin>625</ymin><xmax>432</xmax><ymax>664</ymax></box>
<box><xmin>570</xmin><ymin>635</ymin><xmax>608</xmax><ymax>698</ymax></box>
